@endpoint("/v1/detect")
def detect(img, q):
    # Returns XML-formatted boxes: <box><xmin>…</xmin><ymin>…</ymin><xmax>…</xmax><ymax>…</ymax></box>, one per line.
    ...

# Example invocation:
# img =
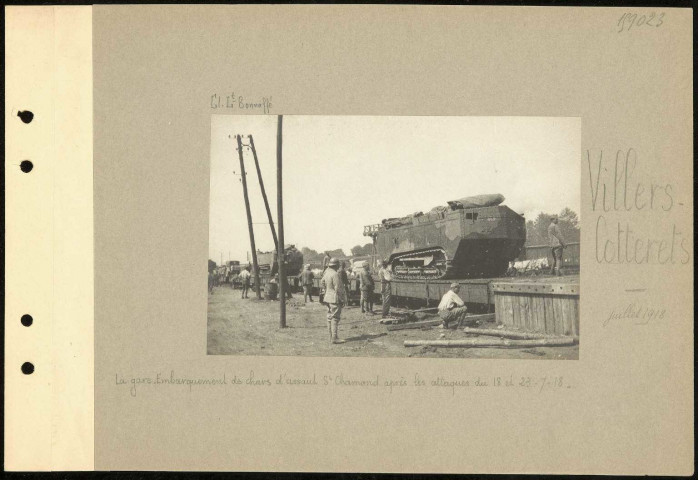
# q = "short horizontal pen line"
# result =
<box><xmin>625</xmin><ymin>288</ymin><xmax>647</xmax><ymax>292</ymax></box>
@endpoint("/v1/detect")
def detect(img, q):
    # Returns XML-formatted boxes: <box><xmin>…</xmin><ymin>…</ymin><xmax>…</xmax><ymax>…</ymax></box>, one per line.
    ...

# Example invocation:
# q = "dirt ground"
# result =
<box><xmin>207</xmin><ymin>284</ymin><xmax>579</xmax><ymax>360</ymax></box>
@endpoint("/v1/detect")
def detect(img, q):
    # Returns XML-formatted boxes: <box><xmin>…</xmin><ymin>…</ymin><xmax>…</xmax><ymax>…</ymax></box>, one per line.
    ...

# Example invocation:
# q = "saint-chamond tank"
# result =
<box><xmin>364</xmin><ymin>194</ymin><xmax>526</xmax><ymax>279</ymax></box>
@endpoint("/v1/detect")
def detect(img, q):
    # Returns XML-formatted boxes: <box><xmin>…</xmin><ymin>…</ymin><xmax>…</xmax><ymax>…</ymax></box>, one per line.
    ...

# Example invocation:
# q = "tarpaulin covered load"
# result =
<box><xmin>382</xmin><ymin>194</ymin><xmax>507</xmax><ymax>228</ymax></box>
<box><xmin>446</xmin><ymin>193</ymin><xmax>505</xmax><ymax>210</ymax></box>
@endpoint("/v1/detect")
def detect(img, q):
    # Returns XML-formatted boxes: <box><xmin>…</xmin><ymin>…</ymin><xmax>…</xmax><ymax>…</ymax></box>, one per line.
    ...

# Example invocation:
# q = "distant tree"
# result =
<box><xmin>300</xmin><ymin>246</ymin><xmax>324</xmax><ymax>263</ymax></box>
<box><xmin>350</xmin><ymin>243</ymin><xmax>374</xmax><ymax>256</ymax></box>
<box><xmin>558</xmin><ymin>208</ymin><xmax>581</xmax><ymax>242</ymax></box>
<box><xmin>208</xmin><ymin>259</ymin><xmax>217</xmax><ymax>272</ymax></box>
<box><xmin>559</xmin><ymin>207</ymin><xmax>579</xmax><ymax>228</ymax></box>
<box><xmin>327</xmin><ymin>248</ymin><xmax>346</xmax><ymax>258</ymax></box>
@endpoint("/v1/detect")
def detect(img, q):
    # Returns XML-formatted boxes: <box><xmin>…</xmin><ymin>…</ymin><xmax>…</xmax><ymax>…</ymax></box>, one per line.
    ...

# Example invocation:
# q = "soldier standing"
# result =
<box><xmin>548</xmin><ymin>215</ymin><xmax>566</xmax><ymax>276</ymax></box>
<box><xmin>320</xmin><ymin>258</ymin><xmax>347</xmax><ymax>344</ymax></box>
<box><xmin>238</xmin><ymin>265</ymin><xmax>252</xmax><ymax>298</ymax></box>
<box><xmin>300</xmin><ymin>264</ymin><xmax>315</xmax><ymax>303</ymax></box>
<box><xmin>358</xmin><ymin>263</ymin><xmax>375</xmax><ymax>314</ymax></box>
<box><xmin>378</xmin><ymin>259</ymin><xmax>393</xmax><ymax>318</ymax></box>
<box><xmin>339</xmin><ymin>261</ymin><xmax>350</xmax><ymax>292</ymax></box>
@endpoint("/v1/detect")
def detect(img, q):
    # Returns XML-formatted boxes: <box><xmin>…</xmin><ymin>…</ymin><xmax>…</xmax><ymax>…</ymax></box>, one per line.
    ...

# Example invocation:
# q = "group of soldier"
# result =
<box><xmin>316</xmin><ymin>256</ymin><xmax>394</xmax><ymax>344</ymax></box>
<box><xmin>210</xmin><ymin>255</ymin><xmax>474</xmax><ymax>344</ymax></box>
<box><xmin>209</xmin><ymin>215</ymin><xmax>569</xmax><ymax>346</ymax></box>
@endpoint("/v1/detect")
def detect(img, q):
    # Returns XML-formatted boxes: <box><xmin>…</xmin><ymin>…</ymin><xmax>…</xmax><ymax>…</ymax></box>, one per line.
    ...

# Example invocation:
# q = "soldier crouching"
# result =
<box><xmin>437</xmin><ymin>282</ymin><xmax>469</xmax><ymax>329</ymax></box>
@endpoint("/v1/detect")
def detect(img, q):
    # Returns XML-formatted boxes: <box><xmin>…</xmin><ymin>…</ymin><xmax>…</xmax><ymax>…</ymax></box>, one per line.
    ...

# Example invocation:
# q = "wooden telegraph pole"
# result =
<box><xmin>276</xmin><ymin>116</ymin><xmax>287</xmax><ymax>328</ymax></box>
<box><xmin>248</xmin><ymin>135</ymin><xmax>278</xmax><ymax>250</ymax></box>
<box><xmin>236</xmin><ymin>134</ymin><xmax>262</xmax><ymax>299</ymax></box>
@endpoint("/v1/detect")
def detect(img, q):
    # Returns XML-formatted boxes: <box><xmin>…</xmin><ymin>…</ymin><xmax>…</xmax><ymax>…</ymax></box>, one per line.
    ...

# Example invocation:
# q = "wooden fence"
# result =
<box><xmin>491</xmin><ymin>281</ymin><xmax>579</xmax><ymax>337</ymax></box>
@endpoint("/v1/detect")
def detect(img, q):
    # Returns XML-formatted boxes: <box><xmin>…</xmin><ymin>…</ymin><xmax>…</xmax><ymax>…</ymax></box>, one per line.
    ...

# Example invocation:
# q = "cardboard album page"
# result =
<box><xmin>4</xmin><ymin>5</ymin><xmax>693</xmax><ymax>474</ymax></box>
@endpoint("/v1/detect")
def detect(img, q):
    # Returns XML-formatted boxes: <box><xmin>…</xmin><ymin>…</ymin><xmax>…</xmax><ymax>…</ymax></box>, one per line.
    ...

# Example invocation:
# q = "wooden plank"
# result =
<box><xmin>552</xmin><ymin>296</ymin><xmax>565</xmax><ymax>335</ymax></box>
<box><xmin>404</xmin><ymin>337</ymin><xmax>577</xmax><ymax>348</ymax></box>
<box><xmin>463</xmin><ymin>327</ymin><xmax>579</xmax><ymax>341</ymax></box>
<box><xmin>531</xmin><ymin>295</ymin><xmax>543</xmax><ymax>333</ymax></box>
<box><xmin>511</xmin><ymin>294</ymin><xmax>520</xmax><ymax>330</ymax></box>
<box><xmin>387</xmin><ymin>319</ymin><xmax>442</xmax><ymax>330</ymax></box>
<box><xmin>521</xmin><ymin>295</ymin><xmax>528</xmax><ymax>330</ymax></box>
<box><xmin>499</xmin><ymin>294</ymin><xmax>512</xmax><ymax>328</ymax></box>
<box><xmin>569</xmin><ymin>297</ymin><xmax>579</xmax><ymax>335</ymax></box>
<box><xmin>521</xmin><ymin>294</ymin><xmax>531</xmax><ymax>332</ymax></box>
<box><xmin>544</xmin><ymin>295</ymin><xmax>555</xmax><ymax>334</ymax></box>
<box><xmin>459</xmin><ymin>312</ymin><xmax>496</xmax><ymax>325</ymax></box>
<box><xmin>494</xmin><ymin>294</ymin><xmax>503</xmax><ymax>325</ymax></box>
<box><xmin>494</xmin><ymin>294</ymin><xmax>502</xmax><ymax>325</ymax></box>
<box><xmin>556</xmin><ymin>296</ymin><xmax>566</xmax><ymax>335</ymax></box>
<box><xmin>492</xmin><ymin>282</ymin><xmax>579</xmax><ymax>296</ymax></box>
<box><xmin>506</xmin><ymin>294</ymin><xmax>515</xmax><ymax>329</ymax></box>
<box><xmin>387</xmin><ymin>313</ymin><xmax>496</xmax><ymax>331</ymax></box>
<box><xmin>562</xmin><ymin>296</ymin><xmax>573</xmax><ymax>336</ymax></box>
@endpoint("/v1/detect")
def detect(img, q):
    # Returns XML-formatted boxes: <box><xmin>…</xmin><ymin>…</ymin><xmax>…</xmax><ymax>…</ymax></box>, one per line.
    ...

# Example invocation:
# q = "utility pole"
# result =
<box><xmin>276</xmin><ymin>116</ymin><xmax>287</xmax><ymax>328</ymax></box>
<box><xmin>248</xmin><ymin>135</ymin><xmax>278</xmax><ymax>250</ymax></box>
<box><xmin>236</xmin><ymin>134</ymin><xmax>262</xmax><ymax>299</ymax></box>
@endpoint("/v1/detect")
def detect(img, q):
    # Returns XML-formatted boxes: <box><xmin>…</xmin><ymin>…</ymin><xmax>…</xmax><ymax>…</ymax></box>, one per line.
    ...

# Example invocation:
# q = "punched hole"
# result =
<box><xmin>17</xmin><ymin>110</ymin><xmax>34</xmax><ymax>124</ymax></box>
<box><xmin>20</xmin><ymin>160</ymin><xmax>33</xmax><ymax>173</ymax></box>
<box><xmin>21</xmin><ymin>362</ymin><xmax>35</xmax><ymax>375</ymax></box>
<box><xmin>21</xmin><ymin>314</ymin><xmax>33</xmax><ymax>327</ymax></box>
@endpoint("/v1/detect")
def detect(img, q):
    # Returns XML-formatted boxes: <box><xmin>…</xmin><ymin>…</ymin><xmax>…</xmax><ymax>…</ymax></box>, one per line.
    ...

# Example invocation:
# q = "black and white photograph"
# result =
<box><xmin>207</xmin><ymin>115</ymin><xmax>580</xmax><ymax>359</ymax></box>
<box><xmin>5</xmin><ymin>4</ymin><xmax>692</xmax><ymax>474</ymax></box>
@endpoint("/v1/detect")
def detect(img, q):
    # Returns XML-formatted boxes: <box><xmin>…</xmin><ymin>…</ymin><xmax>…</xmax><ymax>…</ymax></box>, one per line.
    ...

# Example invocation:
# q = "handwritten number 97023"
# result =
<box><xmin>618</xmin><ymin>12</ymin><xmax>664</xmax><ymax>33</ymax></box>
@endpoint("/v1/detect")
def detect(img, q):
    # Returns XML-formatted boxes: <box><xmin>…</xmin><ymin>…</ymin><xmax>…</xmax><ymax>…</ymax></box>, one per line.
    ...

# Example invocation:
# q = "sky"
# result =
<box><xmin>209</xmin><ymin>115</ymin><xmax>580</xmax><ymax>264</ymax></box>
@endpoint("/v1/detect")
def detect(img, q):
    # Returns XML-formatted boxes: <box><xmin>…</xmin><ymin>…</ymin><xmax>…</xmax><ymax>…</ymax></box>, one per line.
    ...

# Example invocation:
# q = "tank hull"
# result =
<box><xmin>374</xmin><ymin>205</ymin><xmax>526</xmax><ymax>279</ymax></box>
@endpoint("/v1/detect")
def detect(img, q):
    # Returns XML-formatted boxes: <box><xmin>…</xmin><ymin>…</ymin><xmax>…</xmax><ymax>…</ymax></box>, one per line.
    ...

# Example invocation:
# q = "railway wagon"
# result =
<box><xmin>519</xmin><ymin>242</ymin><xmax>580</xmax><ymax>272</ymax></box>
<box><xmin>374</xmin><ymin>274</ymin><xmax>580</xmax><ymax>318</ymax></box>
<box><xmin>250</xmin><ymin>270</ymin><xmax>302</xmax><ymax>293</ymax></box>
<box><xmin>250</xmin><ymin>245</ymin><xmax>304</xmax><ymax>293</ymax></box>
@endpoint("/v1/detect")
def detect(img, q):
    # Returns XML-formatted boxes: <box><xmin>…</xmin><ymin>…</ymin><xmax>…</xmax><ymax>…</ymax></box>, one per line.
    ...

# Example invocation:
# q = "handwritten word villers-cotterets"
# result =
<box><xmin>587</xmin><ymin>148</ymin><xmax>691</xmax><ymax>265</ymax></box>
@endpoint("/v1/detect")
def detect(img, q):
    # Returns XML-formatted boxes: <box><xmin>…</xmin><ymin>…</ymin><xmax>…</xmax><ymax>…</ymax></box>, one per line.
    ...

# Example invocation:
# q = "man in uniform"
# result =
<box><xmin>266</xmin><ymin>274</ymin><xmax>279</xmax><ymax>301</ymax></box>
<box><xmin>547</xmin><ymin>215</ymin><xmax>566</xmax><ymax>276</ymax></box>
<box><xmin>238</xmin><ymin>265</ymin><xmax>252</xmax><ymax>298</ymax></box>
<box><xmin>358</xmin><ymin>263</ymin><xmax>375</xmax><ymax>314</ymax></box>
<box><xmin>339</xmin><ymin>261</ymin><xmax>350</xmax><ymax>292</ymax></box>
<box><xmin>281</xmin><ymin>273</ymin><xmax>293</xmax><ymax>300</ymax></box>
<box><xmin>437</xmin><ymin>283</ymin><xmax>469</xmax><ymax>329</ymax></box>
<box><xmin>378</xmin><ymin>259</ymin><xmax>393</xmax><ymax>318</ymax></box>
<box><xmin>320</xmin><ymin>258</ymin><xmax>347</xmax><ymax>344</ymax></box>
<box><xmin>322</xmin><ymin>251</ymin><xmax>331</xmax><ymax>272</ymax></box>
<box><xmin>300</xmin><ymin>264</ymin><xmax>315</xmax><ymax>303</ymax></box>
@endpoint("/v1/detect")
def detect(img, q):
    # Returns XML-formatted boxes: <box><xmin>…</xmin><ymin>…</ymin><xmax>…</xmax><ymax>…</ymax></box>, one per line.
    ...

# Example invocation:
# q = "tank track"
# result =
<box><xmin>391</xmin><ymin>247</ymin><xmax>453</xmax><ymax>280</ymax></box>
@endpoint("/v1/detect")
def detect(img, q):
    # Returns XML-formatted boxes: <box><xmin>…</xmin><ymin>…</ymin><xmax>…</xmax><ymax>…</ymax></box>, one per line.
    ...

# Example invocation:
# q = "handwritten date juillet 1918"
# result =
<box><xmin>211</xmin><ymin>92</ymin><xmax>273</xmax><ymax>114</ymax></box>
<box><xmin>604</xmin><ymin>303</ymin><xmax>666</xmax><ymax>327</ymax></box>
